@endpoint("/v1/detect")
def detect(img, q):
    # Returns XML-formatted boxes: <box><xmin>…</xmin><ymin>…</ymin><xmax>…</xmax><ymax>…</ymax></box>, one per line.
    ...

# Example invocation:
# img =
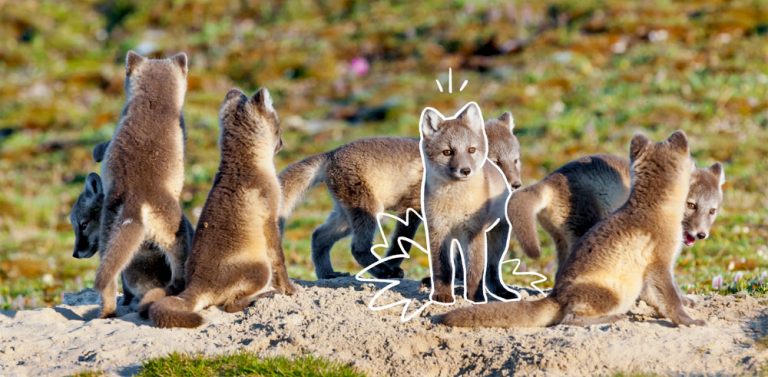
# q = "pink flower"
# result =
<box><xmin>759</xmin><ymin>271</ymin><xmax>767</xmax><ymax>284</ymax></box>
<box><xmin>348</xmin><ymin>57</ymin><xmax>370</xmax><ymax>77</ymax></box>
<box><xmin>733</xmin><ymin>272</ymin><xmax>744</xmax><ymax>284</ymax></box>
<box><xmin>712</xmin><ymin>275</ymin><xmax>723</xmax><ymax>290</ymax></box>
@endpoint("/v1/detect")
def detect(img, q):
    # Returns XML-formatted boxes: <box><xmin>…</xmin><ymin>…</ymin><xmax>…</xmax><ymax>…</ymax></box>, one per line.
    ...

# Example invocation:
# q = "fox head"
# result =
<box><xmin>629</xmin><ymin>130</ymin><xmax>694</xmax><ymax>206</ymax></box>
<box><xmin>682</xmin><ymin>162</ymin><xmax>725</xmax><ymax>246</ymax></box>
<box><xmin>70</xmin><ymin>173</ymin><xmax>103</xmax><ymax>259</ymax></box>
<box><xmin>420</xmin><ymin>102</ymin><xmax>488</xmax><ymax>181</ymax></box>
<box><xmin>485</xmin><ymin>112</ymin><xmax>522</xmax><ymax>190</ymax></box>
<box><xmin>219</xmin><ymin>87</ymin><xmax>283</xmax><ymax>157</ymax></box>
<box><xmin>124</xmin><ymin>51</ymin><xmax>188</xmax><ymax>110</ymax></box>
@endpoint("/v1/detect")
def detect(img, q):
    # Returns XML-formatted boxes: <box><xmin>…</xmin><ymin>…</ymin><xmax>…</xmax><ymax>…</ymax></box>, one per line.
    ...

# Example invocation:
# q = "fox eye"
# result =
<box><xmin>687</xmin><ymin>202</ymin><xmax>697</xmax><ymax>210</ymax></box>
<box><xmin>514</xmin><ymin>159</ymin><xmax>519</xmax><ymax>165</ymax></box>
<box><xmin>442</xmin><ymin>149</ymin><xmax>453</xmax><ymax>156</ymax></box>
<box><xmin>495</xmin><ymin>160</ymin><xmax>501</xmax><ymax>166</ymax></box>
<box><xmin>468</xmin><ymin>147</ymin><xmax>476</xmax><ymax>154</ymax></box>
<box><xmin>709</xmin><ymin>208</ymin><xmax>717</xmax><ymax>215</ymax></box>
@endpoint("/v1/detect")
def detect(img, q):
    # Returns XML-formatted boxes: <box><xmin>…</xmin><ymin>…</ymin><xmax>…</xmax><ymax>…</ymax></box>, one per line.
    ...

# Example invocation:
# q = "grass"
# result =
<box><xmin>1</xmin><ymin>0</ymin><xmax>767</xmax><ymax>309</ymax></box>
<box><xmin>136</xmin><ymin>353</ymin><xmax>364</xmax><ymax>377</ymax></box>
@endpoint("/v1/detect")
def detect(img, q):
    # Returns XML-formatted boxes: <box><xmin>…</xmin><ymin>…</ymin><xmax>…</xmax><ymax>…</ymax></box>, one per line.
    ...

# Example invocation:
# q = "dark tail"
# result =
<box><xmin>507</xmin><ymin>183</ymin><xmax>552</xmax><ymax>259</ymax></box>
<box><xmin>278</xmin><ymin>152</ymin><xmax>329</xmax><ymax>221</ymax></box>
<box><xmin>436</xmin><ymin>296</ymin><xmax>563</xmax><ymax>328</ymax></box>
<box><xmin>148</xmin><ymin>290</ymin><xmax>204</xmax><ymax>328</ymax></box>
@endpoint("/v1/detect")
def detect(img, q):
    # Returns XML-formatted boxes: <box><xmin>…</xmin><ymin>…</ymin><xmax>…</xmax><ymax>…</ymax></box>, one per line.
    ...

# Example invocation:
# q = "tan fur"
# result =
<box><xmin>147</xmin><ymin>88</ymin><xmax>294</xmax><ymax>328</ymax></box>
<box><xmin>420</xmin><ymin>103</ymin><xmax>514</xmax><ymax>303</ymax></box>
<box><xmin>439</xmin><ymin>131</ymin><xmax>706</xmax><ymax>328</ymax></box>
<box><xmin>95</xmin><ymin>51</ymin><xmax>191</xmax><ymax>318</ymax></box>
<box><xmin>508</xmin><ymin>154</ymin><xmax>725</xmax><ymax>277</ymax></box>
<box><xmin>278</xmin><ymin>112</ymin><xmax>521</xmax><ymax>279</ymax></box>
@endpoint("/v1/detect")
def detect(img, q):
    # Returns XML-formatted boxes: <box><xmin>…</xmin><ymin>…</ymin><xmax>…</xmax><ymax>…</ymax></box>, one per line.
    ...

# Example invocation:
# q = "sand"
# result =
<box><xmin>1</xmin><ymin>277</ymin><xmax>766</xmax><ymax>376</ymax></box>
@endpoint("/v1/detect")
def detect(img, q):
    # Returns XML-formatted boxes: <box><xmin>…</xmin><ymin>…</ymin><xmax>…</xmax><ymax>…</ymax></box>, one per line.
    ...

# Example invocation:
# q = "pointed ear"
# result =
<box><xmin>629</xmin><ymin>133</ymin><xmax>651</xmax><ymax>161</ymax></box>
<box><xmin>709</xmin><ymin>162</ymin><xmax>725</xmax><ymax>186</ymax></box>
<box><xmin>252</xmin><ymin>87</ymin><xmax>276</xmax><ymax>114</ymax></box>
<box><xmin>85</xmin><ymin>173</ymin><xmax>103</xmax><ymax>198</ymax></box>
<box><xmin>92</xmin><ymin>141</ymin><xmax>109</xmax><ymax>163</ymax></box>
<box><xmin>170</xmin><ymin>52</ymin><xmax>188</xmax><ymax>76</ymax></box>
<box><xmin>420</xmin><ymin>107</ymin><xmax>444</xmax><ymax>138</ymax></box>
<box><xmin>224</xmin><ymin>88</ymin><xmax>245</xmax><ymax>102</ymax></box>
<box><xmin>667</xmin><ymin>130</ymin><xmax>689</xmax><ymax>153</ymax></box>
<box><xmin>457</xmin><ymin>102</ymin><xmax>483</xmax><ymax>133</ymax></box>
<box><xmin>125</xmin><ymin>51</ymin><xmax>146</xmax><ymax>75</ymax></box>
<box><xmin>497</xmin><ymin>112</ymin><xmax>515</xmax><ymax>132</ymax></box>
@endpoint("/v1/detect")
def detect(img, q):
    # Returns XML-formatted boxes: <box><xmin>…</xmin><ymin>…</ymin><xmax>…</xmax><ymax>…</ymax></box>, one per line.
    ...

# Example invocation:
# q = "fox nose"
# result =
<box><xmin>460</xmin><ymin>168</ymin><xmax>471</xmax><ymax>176</ymax></box>
<box><xmin>696</xmin><ymin>232</ymin><xmax>707</xmax><ymax>240</ymax></box>
<box><xmin>511</xmin><ymin>181</ymin><xmax>522</xmax><ymax>189</ymax></box>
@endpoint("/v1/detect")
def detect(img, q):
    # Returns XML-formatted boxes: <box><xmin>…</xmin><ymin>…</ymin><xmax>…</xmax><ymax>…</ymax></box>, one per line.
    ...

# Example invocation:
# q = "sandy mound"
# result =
<box><xmin>1</xmin><ymin>277</ymin><xmax>766</xmax><ymax>376</ymax></box>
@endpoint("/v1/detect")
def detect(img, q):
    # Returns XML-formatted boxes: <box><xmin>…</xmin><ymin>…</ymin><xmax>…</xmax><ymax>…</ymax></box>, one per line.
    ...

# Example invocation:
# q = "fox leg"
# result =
<box><xmin>347</xmin><ymin>207</ymin><xmax>400</xmax><ymax>278</ymax></box>
<box><xmin>646</xmin><ymin>263</ymin><xmax>705</xmax><ymax>326</ymax></box>
<box><xmin>95</xmin><ymin>209</ymin><xmax>144</xmax><ymax>318</ymax></box>
<box><xmin>120</xmin><ymin>273</ymin><xmax>135</xmax><ymax>306</ymax></box>
<box><xmin>153</xmin><ymin>201</ymin><xmax>188</xmax><ymax>294</ymax></box>
<box><xmin>485</xmin><ymin>221</ymin><xmax>519</xmax><ymax>300</ymax></box>
<box><xmin>311</xmin><ymin>206</ymin><xmax>351</xmax><ymax>279</ymax></box>
<box><xmin>381</xmin><ymin>215</ymin><xmax>421</xmax><ymax>278</ymax></box>
<box><xmin>222</xmin><ymin>261</ymin><xmax>272</xmax><ymax>313</ymax></box>
<box><xmin>429</xmin><ymin>236</ymin><xmax>454</xmax><ymax>303</ymax></box>
<box><xmin>464</xmin><ymin>233</ymin><xmax>487</xmax><ymax>303</ymax></box>
<box><xmin>265</xmin><ymin>215</ymin><xmax>295</xmax><ymax>295</ymax></box>
<box><xmin>560</xmin><ymin>313</ymin><xmax>626</xmax><ymax>326</ymax></box>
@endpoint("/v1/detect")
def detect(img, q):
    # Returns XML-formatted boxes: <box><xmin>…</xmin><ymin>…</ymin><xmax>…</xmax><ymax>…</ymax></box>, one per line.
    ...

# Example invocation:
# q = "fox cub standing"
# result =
<box><xmin>145</xmin><ymin>88</ymin><xmax>294</xmax><ymax>328</ymax></box>
<box><xmin>95</xmin><ymin>51</ymin><xmax>191</xmax><ymax>318</ymax></box>
<box><xmin>509</xmin><ymin>154</ymin><xmax>724</xmax><ymax>271</ymax></box>
<box><xmin>279</xmin><ymin>113</ymin><xmax>522</xmax><ymax>280</ymax></box>
<box><xmin>439</xmin><ymin>131</ymin><xmax>705</xmax><ymax>328</ymax></box>
<box><xmin>70</xmin><ymin>170</ymin><xmax>193</xmax><ymax>306</ymax></box>
<box><xmin>420</xmin><ymin>102</ymin><xmax>515</xmax><ymax>303</ymax></box>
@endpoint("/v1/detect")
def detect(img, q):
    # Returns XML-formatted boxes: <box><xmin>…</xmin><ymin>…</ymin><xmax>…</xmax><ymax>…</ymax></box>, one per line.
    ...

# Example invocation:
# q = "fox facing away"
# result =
<box><xmin>438</xmin><ymin>131</ymin><xmax>705</xmax><ymax>328</ymax></box>
<box><xmin>144</xmin><ymin>88</ymin><xmax>294</xmax><ymax>328</ymax></box>
<box><xmin>95</xmin><ymin>51</ymin><xmax>192</xmax><ymax>318</ymax></box>
<box><xmin>420</xmin><ymin>102</ymin><xmax>516</xmax><ymax>303</ymax></box>
<box><xmin>278</xmin><ymin>112</ymin><xmax>521</xmax><ymax>280</ymax></box>
<box><xmin>508</xmin><ymin>154</ymin><xmax>725</xmax><ymax>272</ymax></box>
<box><xmin>70</xmin><ymin>171</ymin><xmax>193</xmax><ymax>305</ymax></box>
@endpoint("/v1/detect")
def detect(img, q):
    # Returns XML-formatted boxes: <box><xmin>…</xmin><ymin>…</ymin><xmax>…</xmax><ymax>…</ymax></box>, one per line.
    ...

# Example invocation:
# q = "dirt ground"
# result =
<box><xmin>1</xmin><ymin>277</ymin><xmax>766</xmax><ymax>376</ymax></box>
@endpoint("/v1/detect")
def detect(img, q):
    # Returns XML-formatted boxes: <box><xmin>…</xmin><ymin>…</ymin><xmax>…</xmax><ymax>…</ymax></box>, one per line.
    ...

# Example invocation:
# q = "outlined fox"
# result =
<box><xmin>70</xmin><ymin>171</ymin><xmax>193</xmax><ymax>306</ymax></box>
<box><xmin>145</xmin><ymin>88</ymin><xmax>294</xmax><ymax>328</ymax></box>
<box><xmin>438</xmin><ymin>131</ymin><xmax>706</xmax><ymax>328</ymax></box>
<box><xmin>95</xmin><ymin>51</ymin><xmax>191</xmax><ymax>318</ymax></box>
<box><xmin>508</xmin><ymin>154</ymin><xmax>725</xmax><ymax>273</ymax></box>
<box><xmin>278</xmin><ymin>112</ymin><xmax>521</xmax><ymax>279</ymax></box>
<box><xmin>419</xmin><ymin>102</ymin><xmax>515</xmax><ymax>303</ymax></box>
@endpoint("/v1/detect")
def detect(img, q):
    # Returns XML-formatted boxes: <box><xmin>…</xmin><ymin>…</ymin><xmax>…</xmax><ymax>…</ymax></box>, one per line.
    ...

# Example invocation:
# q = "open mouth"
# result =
<box><xmin>683</xmin><ymin>232</ymin><xmax>696</xmax><ymax>247</ymax></box>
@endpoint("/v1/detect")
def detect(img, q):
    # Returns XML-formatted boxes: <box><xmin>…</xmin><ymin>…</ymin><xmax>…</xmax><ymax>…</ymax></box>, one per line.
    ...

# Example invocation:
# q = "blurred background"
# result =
<box><xmin>0</xmin><ymin>0</ymin><xmax>766</xmax><ymax>309</ymax></box>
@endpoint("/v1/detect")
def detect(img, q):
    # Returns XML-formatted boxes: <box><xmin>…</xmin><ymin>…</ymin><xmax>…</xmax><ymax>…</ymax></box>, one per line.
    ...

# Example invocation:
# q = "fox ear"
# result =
<box><xmin>92</xmin><ymin>141</ymin><xmax>109</xmax><ymax>163</ymax></box>
<box><xmin>629</xmin><ymin>133</ymin><xmax>651</xmax><ymax>161</ymax></box>
<box><xmin>85</xmin><ymin>173</ymin><xmax>103</xmax><ymax>198</ymax></box>
<box><xmin>125</xmin><ymin>51</ymin><xmax>146</xmax><ymax>75</ymax></box>
<box><xmin>497</xmin><ymin>112</ymin><xmax>515</xmax><ymax>132</ymax></box>
<box><xmin>420</xmin><ymin>107</ymin><xmax>444</xmax><ymax>138</ymax></box>
<box><xmin>225</xmin><ymin>88</ymin><xmax>245</xmax><ymax>102</ymax></box>
<box><xmin>667</xmin><ymin>130</ymin><xmax>689</xmax><ymax>153</ymax></box>
<box><xmin>252</xmin><ymin>87</ymin><xmax>276</xmax><ymax>114</ymax></box>
<box><xmin>709</xmin><ymin>162</ymin><xmax>725</xmax><ymax>186</ymax></box>
<box><xmin>457</xmin><ymin>102</ymin><xmax>483</xmax><ymax>133</ymax></box>
<box><xmin>170</xmin><ymin>52</ymin><xmax>188</xmax><ymax>76</ymax></box>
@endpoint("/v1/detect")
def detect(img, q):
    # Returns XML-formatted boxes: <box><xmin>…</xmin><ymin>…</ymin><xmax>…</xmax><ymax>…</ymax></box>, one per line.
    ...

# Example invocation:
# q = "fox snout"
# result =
<box><xmin>511</xmin><ymin>180</ymin><xmax>522</xmax><ymax>190</ymax></box>
<box><xmin>450</xmin><ymin>166</ymin><xmax>474</xmax><ymax>179</ymax></box>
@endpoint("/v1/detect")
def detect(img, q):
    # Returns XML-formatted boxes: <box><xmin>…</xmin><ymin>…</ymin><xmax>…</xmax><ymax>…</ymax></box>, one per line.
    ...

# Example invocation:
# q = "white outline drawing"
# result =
<box><xmin>355</xmin><ymin>103</ymin><xmax>548</xmax><ymax>322</ymax></box>
<box><xmin>435</xmin><ymin>67</ymin><xmax>469</xmax><ymax>93</ymax></box>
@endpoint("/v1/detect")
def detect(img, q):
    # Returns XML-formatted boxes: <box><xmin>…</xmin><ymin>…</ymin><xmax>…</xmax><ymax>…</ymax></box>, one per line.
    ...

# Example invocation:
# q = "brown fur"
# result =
<box><xmin>420</xmin><ymin>103</ymin><xmax>514</xmax><ymax>303</ymax></box>
<box><xmin>278</xmin><ymin>112</ymin><xmax>521</xmax><ymax>279</ymax></box>
<box><xmin>508</xmin><ymin>154</ymin><xmax>725</xmax><ymax>283</ymax></box>
<box><xmin>438</xmin><ymin>131</ymin><xmax>705</xmax><ymax>328</ymax></box>
<box><xmin>146</xmin><ymin>88</ymin><xmax>294</xmax><ymax>328</ymax></box>
<box><xmin>95</xmin><ymin>51</ymin><xmax>191</xmax><ymax>318</ymax></box>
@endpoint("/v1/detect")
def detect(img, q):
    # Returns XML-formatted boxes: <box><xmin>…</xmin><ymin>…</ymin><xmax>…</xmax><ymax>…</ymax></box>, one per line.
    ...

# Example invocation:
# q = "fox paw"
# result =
<box><xmin>318</xmin><ymin>271</ymin><xmax>350</xmax><ymax>279</ymax></box>
<box><xmin>681</xmin><ymin>295</ymin><xmax>696</xmax><ymax>308</ymax></box>
<box><xmin>275</xmin><ymin>281</ymin><xmax>297</xmax><ymax>296</ymax></box>
<box><xmin>98</xmin><ymin>310</ymin><xmax>116</xmax><ymax>319</ymax></box>
<box><xmin>369</xmin><ymin>265</ymin><xmax>404</xmax><ymax>279</ymax></box>
<box><xmin>431</xmin><ymin>291</ymin><xmax>455</xmax><ymax>304</ymax></box>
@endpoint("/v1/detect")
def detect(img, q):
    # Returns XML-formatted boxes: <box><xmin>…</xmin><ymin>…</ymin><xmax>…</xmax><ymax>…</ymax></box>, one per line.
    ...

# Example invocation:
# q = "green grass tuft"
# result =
<box><xmin>137</xmin><ymin>352</ymin><xmax>365</xmax><ymax>377</ymax></box>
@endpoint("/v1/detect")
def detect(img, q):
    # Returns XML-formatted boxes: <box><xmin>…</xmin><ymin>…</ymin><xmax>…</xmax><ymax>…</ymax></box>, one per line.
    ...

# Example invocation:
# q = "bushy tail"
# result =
<box><xmin>278</xmin><ymin>152</ymin><xmax>329</xmax><ymax>221</ymax></box>
<box><xmin>507</xmin><ymin>184</ymin><xmax>552</xmax><ymax>259</ymax></box>
<box><xmin>148</xmin><ymin>290</ymin><xmax>204</xmax><ymax>328</ymax></box>
<box><xmin>436</xmin><ymin>296</ymin><xmax>563</xmax><ymax>328</ymax></box>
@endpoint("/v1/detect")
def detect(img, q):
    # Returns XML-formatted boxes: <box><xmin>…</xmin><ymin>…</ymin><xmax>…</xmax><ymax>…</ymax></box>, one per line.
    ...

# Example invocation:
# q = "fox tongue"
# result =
<box><xmin>684</xmin><ymin>233</ymin><xmax>696</xmax><ymax>246</ymax></box>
